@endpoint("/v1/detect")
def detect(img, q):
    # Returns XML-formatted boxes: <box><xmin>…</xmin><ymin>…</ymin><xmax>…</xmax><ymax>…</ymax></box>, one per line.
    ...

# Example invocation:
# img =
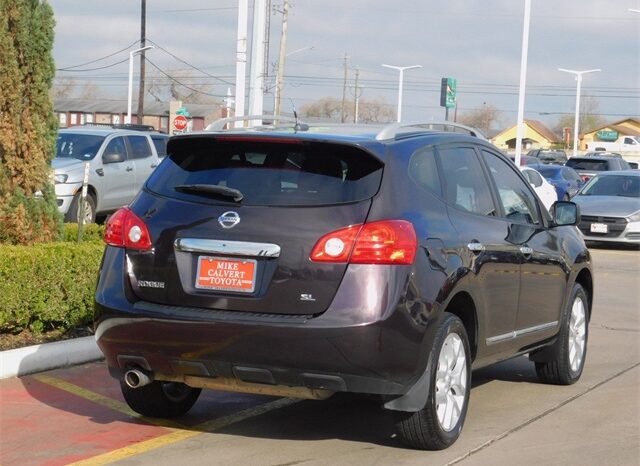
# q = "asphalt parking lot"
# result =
<box><xmin>1</xmin><ymin>246</ymin><xmax>638</xmax><ymax>466</ymax></box>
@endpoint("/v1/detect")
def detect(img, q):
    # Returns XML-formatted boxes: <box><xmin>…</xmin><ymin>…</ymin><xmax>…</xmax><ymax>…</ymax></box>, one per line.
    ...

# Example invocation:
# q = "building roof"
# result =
<box><xmin>582</xmin><ymin>118</ymin><xmax>640</xmax><ymax>138</ymax></box>
<box><xmin>53</xmin><ymin>98</ymin><xmax>219</xmax><ymax>119</ymax></box>
<box><xmin>491</xmin><ymin>119</ymin><xmax>560</xmax><ymax>144</ymax></box>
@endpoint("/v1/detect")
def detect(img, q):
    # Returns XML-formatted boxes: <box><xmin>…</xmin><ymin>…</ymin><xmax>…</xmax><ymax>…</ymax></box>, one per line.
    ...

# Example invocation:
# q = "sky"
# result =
<box><xmin>49</xmin><ymin>0</ymin><xmax>640</xmax><ymax>130</ymax></box>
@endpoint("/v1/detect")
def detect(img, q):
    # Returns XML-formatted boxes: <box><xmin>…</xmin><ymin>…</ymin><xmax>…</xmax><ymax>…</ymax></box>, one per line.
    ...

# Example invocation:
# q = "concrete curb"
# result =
<box><xmin>0</xmin><ymin>336</ymin><xmax>103</xmax><ymax>379</ymax></box>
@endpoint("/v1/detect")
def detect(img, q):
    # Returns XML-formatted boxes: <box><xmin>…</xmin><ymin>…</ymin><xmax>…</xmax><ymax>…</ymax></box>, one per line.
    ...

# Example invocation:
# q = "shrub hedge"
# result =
<box><xmin>0</xmin><ymin>223</ymin><xmax>106</xmax><ymax>334</ymax></box>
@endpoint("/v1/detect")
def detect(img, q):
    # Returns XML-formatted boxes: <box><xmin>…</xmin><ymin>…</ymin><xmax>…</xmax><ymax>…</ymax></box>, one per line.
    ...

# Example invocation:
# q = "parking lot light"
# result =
<box><xmin>127</xmin><ymin>45</ymin><xmax>154</xmax><ymax>125</ymax></box>
<box><xmin>381</xmin><ymin>64</ymin><xmax>422</xmax><ymax>122</ymax></box>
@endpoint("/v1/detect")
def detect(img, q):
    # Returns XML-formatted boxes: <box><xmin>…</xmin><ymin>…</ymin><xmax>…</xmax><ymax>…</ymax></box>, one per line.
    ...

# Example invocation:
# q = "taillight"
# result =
<box><xmin>310</xmin><ymin>220</ymin><xmax>417</xmax><ymax>265</ymax></box>
<box><xmin>104</xmin><ymin>207</ymin><xmax>152</xmax><ymax>251</ymax></box>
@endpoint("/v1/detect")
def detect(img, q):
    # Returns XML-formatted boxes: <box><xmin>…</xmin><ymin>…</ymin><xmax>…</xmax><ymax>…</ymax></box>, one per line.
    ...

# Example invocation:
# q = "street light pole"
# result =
<box><xmin>126</xmin><ymin>45</ymin><xmax>154</xmax><ymax>124</ymax></box>
<box><xmin>382</xmin><ymin>64</ymin><xmax>421</xmax><ymax>122</ymax></box>
<box><xmin>514</xmin><ymin>0</ymin><xmax>531</xmax><ymax>167</ymax></box>
<box><xmin>558</xmin><ymin>68</ymin><xmax>601</xmax><ymax>157</ymax></box>
<box><xmin>274</xmin><ymin>46</ymin><xmax>313</xmax><ymax>117</ymax></box>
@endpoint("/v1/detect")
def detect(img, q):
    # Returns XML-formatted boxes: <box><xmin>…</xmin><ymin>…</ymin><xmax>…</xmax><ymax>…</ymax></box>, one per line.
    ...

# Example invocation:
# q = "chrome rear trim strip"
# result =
<box><xmin>486</xmin><ymin>321</ymin><xmax>558</xmax><ymax>346</ymax></box>
<box><xmin>175</xmin><ymin>238</ymin><xmax>281</xmax><ymax>258</ymax></box>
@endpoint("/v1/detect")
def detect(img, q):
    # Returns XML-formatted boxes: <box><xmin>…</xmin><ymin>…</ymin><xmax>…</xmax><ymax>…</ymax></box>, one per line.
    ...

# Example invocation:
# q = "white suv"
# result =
<box><xmin>53</xmin><ymin>126</ymin><xmax>168</xmax><ymax>222</ymax></box>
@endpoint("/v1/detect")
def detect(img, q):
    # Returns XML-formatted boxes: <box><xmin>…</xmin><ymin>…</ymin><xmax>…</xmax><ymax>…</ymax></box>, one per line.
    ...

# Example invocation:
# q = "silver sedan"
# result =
<box><xmin>572</xmin><ymin>171</ymin><xmax>640</xmax><ymax>244</ymax></box>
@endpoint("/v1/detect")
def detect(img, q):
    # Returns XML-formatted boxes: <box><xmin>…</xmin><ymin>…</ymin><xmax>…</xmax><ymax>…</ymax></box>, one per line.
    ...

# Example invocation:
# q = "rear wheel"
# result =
<box><xmin>535</xmin><ymin>283</ymin><xmax>588</xmax><ymax>385</ymax></box>
<box><xmin>65</xmin><ymin>192</ymin><xmax>96</xmax><ymax>224</ymax></box>
<box><xmin>394</xmin><ymin>314</ymin><xmax>471</xmax><ymax>450</ymax></box>
<box><xmin>120</xmin><ymin>381</ymin><xmax>201</xmax><ymax>418</ymax></box>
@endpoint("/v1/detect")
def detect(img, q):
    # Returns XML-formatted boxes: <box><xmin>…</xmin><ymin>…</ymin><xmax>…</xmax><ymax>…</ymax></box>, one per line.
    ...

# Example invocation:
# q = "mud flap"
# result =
<box><xmin>383</xmin><ymin>350</ymin><xmax>434</xmax><ymax>412</ymax></box>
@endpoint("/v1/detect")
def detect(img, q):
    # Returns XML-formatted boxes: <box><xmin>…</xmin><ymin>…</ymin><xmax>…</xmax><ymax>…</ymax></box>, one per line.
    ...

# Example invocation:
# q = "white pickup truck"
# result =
<box><xmin>585</xmin><ymin>135</ymin><xmax>640</xmax><ymax>152</ymax></box>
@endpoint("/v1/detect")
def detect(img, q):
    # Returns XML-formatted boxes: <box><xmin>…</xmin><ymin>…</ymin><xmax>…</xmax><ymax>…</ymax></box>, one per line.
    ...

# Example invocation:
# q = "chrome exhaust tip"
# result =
<box><xmin>124</xmin><ymin>368</ymin><xmax>153</xmax><ymax>389</ymax></box>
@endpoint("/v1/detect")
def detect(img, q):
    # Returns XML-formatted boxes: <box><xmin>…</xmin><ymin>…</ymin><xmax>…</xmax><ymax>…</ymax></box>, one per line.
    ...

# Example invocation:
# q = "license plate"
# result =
<box><xmin>195</xmin><ymin>257</ymin><xmax>257</xmax><ymax>293</ymax></box>
<box><xmin>590</xmin><ymin>223</ymin><xmax>608</xmax><ymax>234</ymax></box>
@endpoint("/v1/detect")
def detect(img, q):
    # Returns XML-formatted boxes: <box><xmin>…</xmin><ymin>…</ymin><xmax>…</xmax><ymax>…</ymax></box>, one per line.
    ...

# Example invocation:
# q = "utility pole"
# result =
<box><xmin>353</xmin><ymin>68</ymin><xmax>360</xmax><ymax>123</ymax></box>
<box><xmin>248</xmin><ymin>0</ymin><xmax>268</xmax><ymax>124</ymax></box>
<box><xmin>273</xmin><ymin>0</ymin><xmax>289</xmax><ymax>117</ymax></box>
<box><xmin>234</xmin><ymin>0</ymin><xmax>249</xmax><ymax>127</ymax></box>
<box><xmin>340</xmin><ymin>53</ymin><xmax>349</xmax><ymax>123</ymax></box>
<box><xmin>136</xmin><ymin>0</ymin><xmax>146</xmax><ymax>125</ymax></box>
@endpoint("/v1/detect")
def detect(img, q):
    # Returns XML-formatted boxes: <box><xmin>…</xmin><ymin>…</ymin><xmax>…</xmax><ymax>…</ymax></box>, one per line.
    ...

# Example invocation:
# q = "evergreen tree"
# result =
<box><xmin>0</xmin><ymin>0</ymin><xmax>61</xmax><ymax>244</ymax></box>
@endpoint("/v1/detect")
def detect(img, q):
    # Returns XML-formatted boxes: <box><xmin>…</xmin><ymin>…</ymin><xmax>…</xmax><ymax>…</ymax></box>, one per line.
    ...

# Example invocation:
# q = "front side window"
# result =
<box><xmin>127</xmin><ymin>136</ymin><xmax>152</xmax><ymax>159</ymax></box>
<box><xmin>103</xmin><ymin>137</ymin><xmax>127</xmax><ymax>161</ymax></box>
<box><xmin>482</xmin><ymin>150</ymin><xmax>540</xmax><ymax>225</ymax></box>
<box><xmin>409</xmin><ymin>147</ymin><xmax>442</xmax><ymax>197</ymax></box>
<box><xmin>438</xmin><ymin>146</ymin><xmax>495</xmax><ymax>216</ymax></box>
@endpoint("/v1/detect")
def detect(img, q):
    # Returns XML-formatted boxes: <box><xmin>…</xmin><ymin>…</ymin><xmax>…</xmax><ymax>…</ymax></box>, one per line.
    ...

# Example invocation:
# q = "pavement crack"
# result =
<box><xmin>593</xmin><ymin>324</ymin><xmax>640</xmax><ymax>333</ymax></box>
<box><xmin>446</xmin><ymin>361</ymin><xmax>640</xmax><ymax>466</ymax></box>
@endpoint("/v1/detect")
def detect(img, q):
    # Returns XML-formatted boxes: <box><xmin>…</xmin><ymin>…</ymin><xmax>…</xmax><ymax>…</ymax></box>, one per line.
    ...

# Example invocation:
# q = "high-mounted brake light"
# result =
<box><xmin>104</xmin><ymin>207</ymin><xmax>152</xmax><ymax>251</ymax></box>
<box><xmin>310</xmin><ymin>220</ymin><xmax>417</xmax><ymax>265</ymax></box>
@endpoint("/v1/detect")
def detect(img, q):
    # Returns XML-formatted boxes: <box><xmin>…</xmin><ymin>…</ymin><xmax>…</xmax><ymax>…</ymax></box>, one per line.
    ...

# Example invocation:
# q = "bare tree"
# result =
<box><xmin>553</xmin><ymin>94</ymin><xmax>604</xmax><ymax>136</ymax></box>
<box><xmin>147</xmin><ymin>70</ymin><xmax>219</xmax><ymax>105</ymax></box>
<box><xmin>300</xmin><ymin>96</ymin><xmax>395</xmax><ymax>123</ymax></box>
<box><xmin>50</xmin><ymin>77</ymin><xmax>104</xmax><ymax>100</ymax></box>
<box><xmin>457</xmin><ymin>103</ymin><xmax>501</xmax><ymax>135</ymax></box>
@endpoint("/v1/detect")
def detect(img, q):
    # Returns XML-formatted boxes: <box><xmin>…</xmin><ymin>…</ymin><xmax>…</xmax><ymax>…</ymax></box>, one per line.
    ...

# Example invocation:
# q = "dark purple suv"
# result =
<box><xmin>95</xmin><ymin>121</ymin><xmax>593</xmax><ymax>450</ymax></box>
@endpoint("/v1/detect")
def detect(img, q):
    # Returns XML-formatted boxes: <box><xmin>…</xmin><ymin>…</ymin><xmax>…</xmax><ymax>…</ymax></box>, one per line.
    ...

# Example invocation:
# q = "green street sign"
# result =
<box><xmin>175</xmin><ymin>107</ymin><xmax>190</xmax><ymax>117</ymax></box>
<box><xmin>440</xmin><ymin>78</ymin><xmax>457</xmax><ymax>109</ymax></box>
<box><xmin>595</xmin><ymin>130</ymin><xmax>618</xmax><ymax>142</ymax></box>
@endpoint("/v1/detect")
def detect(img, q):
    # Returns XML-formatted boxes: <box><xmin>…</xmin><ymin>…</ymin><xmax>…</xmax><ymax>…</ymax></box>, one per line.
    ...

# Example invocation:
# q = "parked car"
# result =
<box><xmin>565</xmin><ymin>155</ymin><xmax>632</xmax><ymax>183</ymax></box>
<box><xmin>95</xmin><ymin>120</ymin><xmax>593</xmax><ymax>451</ymax></box>
<box><xmin>526</xmin><ymin>149</ymin><xmax>568</xmax><ymax>165</ymax></box>
<box><xmin>53</xmin><ymin>126</ymin><xmax>167</xmax><ymax>223</ymax></box>
<box><xmin>508</xmin><ymin>154</ymin><xmax>544</xmax><ymax>167</ymax></box>
<box><xmin>519</xmin><ymin>166</ymin><xmax>558</xmax><ymax>210</ymax></box>
<box><xmin>582</xmin><ymin>151</ymin><xmax>638</xmax><ymax>169</ymax></box>
<box><xmin>573</xmin><ymin>171</ymin><xmax>640</xmax><ymax>245</ymax></box>
<box><xmin>536</xmin><ymin>165</ymin><xmax>584</xmax><ymax>201</ymax></box>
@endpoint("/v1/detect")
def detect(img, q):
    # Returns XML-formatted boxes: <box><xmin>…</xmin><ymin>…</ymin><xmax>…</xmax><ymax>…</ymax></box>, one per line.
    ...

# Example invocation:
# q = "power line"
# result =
<box><xmin>57</xmin><ymin>58</ymin><xmax>130</xmax><ymax>72</ymax></box>
<box><xmin>57</xmin><ymin>40</ymin><xmax>140</xmax><ymax>71</ymax></box>
<box><xmin>146</xmin><ymin>38</ymin><xmax>234</xmax><ymax>86</ymax></box>
<box><xmin>144</xmin><ymin>57</ymin><xmax>226</xmax><ymax>98</ymax></box>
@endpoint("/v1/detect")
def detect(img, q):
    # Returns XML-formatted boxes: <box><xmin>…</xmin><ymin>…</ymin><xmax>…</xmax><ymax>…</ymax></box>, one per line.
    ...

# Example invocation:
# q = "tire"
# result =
<box><xmin>120</xmin><ymin>380</ymin><xmax>201</xmax><ymax>418</ymax></box>
<box><xmin>65</xmin><ymin>192</ymin><xmax>96</xmax><ymax>224</ymax></box>
<box><xmin>394</xmin><ymin>314</ymin><xmax>471</xmax><ymax>450</ymax></box>
<box><xmin>535</xmin><ymin>283</ymin><xmax>589</xmax><ymax>385</ymax></box>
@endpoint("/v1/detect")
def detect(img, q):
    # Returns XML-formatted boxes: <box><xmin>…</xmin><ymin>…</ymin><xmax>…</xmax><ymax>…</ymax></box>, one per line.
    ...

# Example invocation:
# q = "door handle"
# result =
<box><xmin>126</xmin><ymin>166</ymin><xmax>133</xmax><ymax>172</ymax></box>
<box><xmin>150</xmin><ymin>163</ymin><xmax>158</xmax><ymax>168</ymax></box>
<box><xmin>520</xmin><ymin>246</ymin><xmax>533</xmax><ymax>257</ymax></box>
<box><xmin>95</xmin><ymin>168</ymin><xmax>104</xmax><ymax>177</ymax></box>
<box><xmin>467</xmin><ymin>242</ymin><xmax>485</xmax><ymax>253</ymax></box>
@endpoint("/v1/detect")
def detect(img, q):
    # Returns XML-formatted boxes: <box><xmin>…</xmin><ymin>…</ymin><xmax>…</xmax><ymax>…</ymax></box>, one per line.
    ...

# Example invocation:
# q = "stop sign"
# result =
<box><xmin>173</xmin><ymin>115</ymin><xmax>188</xmax><ymax>131</ymax></box>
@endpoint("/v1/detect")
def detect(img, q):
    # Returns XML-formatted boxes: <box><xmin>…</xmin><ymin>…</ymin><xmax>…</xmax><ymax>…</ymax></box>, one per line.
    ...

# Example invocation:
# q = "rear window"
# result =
<box><xmin>566</xmin><ymin>159</ymin><xmax>608</xmax><ymax>171</ymax></box>
<box><xmin>146</xmin><ymin>138</ymin><xmax>383</xmax><ymax>206</ymax></box>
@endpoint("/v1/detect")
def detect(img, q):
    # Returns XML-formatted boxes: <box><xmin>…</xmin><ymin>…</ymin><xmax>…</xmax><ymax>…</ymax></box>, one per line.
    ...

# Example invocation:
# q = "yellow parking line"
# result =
<box><xmin>70</xmin><ymin>397</ymin><xmax>299</xmax><ymax>466</ymax></box>
<box><xmin>33</xmin><ymin>375</ymin><xmax>185</xmax><ymax>429</ymax></box>
<box><xmin>33</xmin><ymin>374</ymin><xmax>299</xmax><ymax>465</ymax></box>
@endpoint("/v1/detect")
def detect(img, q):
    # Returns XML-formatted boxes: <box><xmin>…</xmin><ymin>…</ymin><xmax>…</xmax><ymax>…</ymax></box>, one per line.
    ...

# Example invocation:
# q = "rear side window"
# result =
<box><xmin>127</xmin><ymin>136</ymin><xmax>152</xmax><ymax>159</ymax></box>
<box><xmin>561</xmin><ymin>167</ymin><xmax>580</xmax><ymax>181</ymax></box>
<box><xmin>438</xmin><ymin>146</ymin><xmax>496</xmax><ymax>216</ymax></box>
<box><xmin>409</xmin><ymin>147</ymin><xmax>441</xmax><ymax>197</ymax></box>
<box><xmin>146</xmin><ymin>138</ymin><xmax>383</xmax><ymax>206</ymax></box>
<box><xmin>566</xmin><ymin>159</ymin><xmax>608</xmax><ymax>171</ymax></box>
<box><xmin>151</xmin><ymin>135</ymin><xmax>168</xmax><ymax>158</ymax></box>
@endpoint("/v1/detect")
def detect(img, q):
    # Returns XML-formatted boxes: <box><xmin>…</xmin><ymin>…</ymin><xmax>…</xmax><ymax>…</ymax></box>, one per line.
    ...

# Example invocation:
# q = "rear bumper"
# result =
<box><xmin>95</xmin><ymin>247</ymin><xmax>438</xmax><ymax>396</ymax></box>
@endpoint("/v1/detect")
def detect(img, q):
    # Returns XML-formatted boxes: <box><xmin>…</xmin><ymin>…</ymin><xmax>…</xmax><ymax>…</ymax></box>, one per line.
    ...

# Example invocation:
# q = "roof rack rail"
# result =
<box><xmin>206</xmin><ymin>114</ymin><xmax>309</xmax><ymax>132</ymax></box>
<box><xmin>80</xmin><ymin>122</ymin><xmax>159</xmax><ymax>132</ymax></box>
<box><xmin>375</xmin><ymin>121</ymin><xmax>486</xmax><ymax>141</ymax></box>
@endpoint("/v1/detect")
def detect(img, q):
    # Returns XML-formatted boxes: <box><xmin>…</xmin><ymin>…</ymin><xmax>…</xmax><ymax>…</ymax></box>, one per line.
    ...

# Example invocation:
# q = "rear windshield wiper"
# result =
<box><xmin>174</xmin><ymin>184</ymin><xmax>244</xmax><ymax>202</ymax></box>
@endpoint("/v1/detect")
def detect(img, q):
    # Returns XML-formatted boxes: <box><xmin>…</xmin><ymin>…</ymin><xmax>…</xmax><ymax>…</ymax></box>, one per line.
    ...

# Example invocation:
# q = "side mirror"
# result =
<box><xmin>552</xmin><ymin>201</ymin><xmax>579</xmax><ymax>226</ymax></box>
<box><xmin>103</xmin><ymin>152</ymin><xmax>125</xmax><ymax>164</ymax></box>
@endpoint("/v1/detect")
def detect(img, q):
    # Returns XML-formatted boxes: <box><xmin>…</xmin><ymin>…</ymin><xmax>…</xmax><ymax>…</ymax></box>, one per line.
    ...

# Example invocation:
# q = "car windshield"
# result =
<box><xmin>565</xmin><ymin>159</ymin><xmax>608</xmax><ymax>171</ymax></box>
<box><xmin>579</xmin><ymin>175</ymin><xmax>640</xmax><ymax>198</ymax></box>
<box><xmin>56</xmin><ymin>134</ymin><xmax>105</xmax><ymax>161</ymax></box>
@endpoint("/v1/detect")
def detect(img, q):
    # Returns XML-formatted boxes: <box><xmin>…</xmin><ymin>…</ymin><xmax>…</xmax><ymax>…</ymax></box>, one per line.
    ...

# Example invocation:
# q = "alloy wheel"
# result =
<box><xmin>435</xmin><ymin>333</ymin><xmax>468</xmax><ymax>432</ymax></box>
<box><xmin>568</xmin><ymin>296</ymin><xmax>586</xmax><ymax>373</ymax></box>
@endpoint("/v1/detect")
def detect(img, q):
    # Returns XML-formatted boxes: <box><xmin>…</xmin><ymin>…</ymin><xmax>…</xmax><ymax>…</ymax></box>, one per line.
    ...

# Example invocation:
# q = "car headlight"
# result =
<box><xmin>54</xmin><ymin>174</ymin><xmax>68</xmax><ymax>184</ymax></box>
<box><xmin>628</xmin><ymin>211</ymin><xmax>640</xmax><ymax>223</ymax></box>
